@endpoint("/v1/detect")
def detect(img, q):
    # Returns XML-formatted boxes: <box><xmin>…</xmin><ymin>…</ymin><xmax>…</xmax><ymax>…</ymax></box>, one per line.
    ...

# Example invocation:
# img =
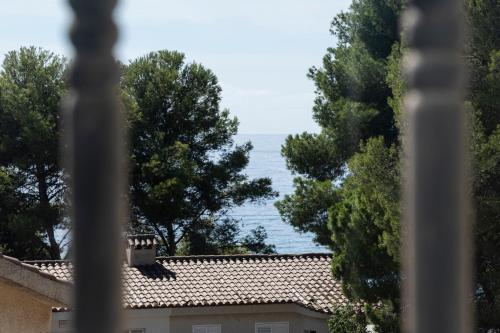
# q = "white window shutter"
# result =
<box><xmin>193</xmin><ymin>327</ymin><xmax>207</xmax><ymax>333</ymax></box>
<box><xmin>207</xmin><ymin>326</ymin><xmax>221</xmax><ymax>333</ymax></box>
<box><xmin>193</xmin><ymin>325</ymin><xmax>221</xmax><ymax>333</ymax></box>
<box><xmin>257</xmin><ymin>327</ymin><xmax>272</xmax><ymax>333</ymax></box>
<box><xmin>256</xmin><ymin>322</ymin><xmax>289</xmax><ymax>333</ymax></box>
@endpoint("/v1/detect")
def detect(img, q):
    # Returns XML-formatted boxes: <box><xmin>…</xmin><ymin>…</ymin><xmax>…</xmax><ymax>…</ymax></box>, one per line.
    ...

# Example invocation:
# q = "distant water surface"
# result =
<box><xmin>231</xmin><ymin>134</ymin><xmax>330</xmax><ymax>254</ymax></box>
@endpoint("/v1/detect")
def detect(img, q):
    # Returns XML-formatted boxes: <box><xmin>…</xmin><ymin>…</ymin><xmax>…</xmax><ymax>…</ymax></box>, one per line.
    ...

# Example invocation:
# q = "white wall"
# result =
<box><xmin>170</xmin><ymin>311</ymin><xmax>329</xmax><ymax>333</ymax></box>
<box><xmin>50</xmin><ymin>304</ymin><xmax>328</xmax><ymax>333</ymax></box>
<box><xmin>51</xmin><ymin>308</ymin><xmax>170</xmax><ymax>333</ymax></box>
<box><xmin>169</xmin><ymin>304</ymin><xmax>329</xmax><ymax>333</ymax></box>
<box><xmin>124</xmin><ymin>308</ymin><xmax>170</xmax><ymax>333</ymax></box>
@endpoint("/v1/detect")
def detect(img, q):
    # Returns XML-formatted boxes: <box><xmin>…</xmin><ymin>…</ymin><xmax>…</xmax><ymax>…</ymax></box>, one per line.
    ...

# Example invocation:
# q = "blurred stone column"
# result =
<box><xmin>63</xmin><ymin>0</ymin><xmax>124</xmax><ymax>332</ymax></box>
<box><xmin>402</xmin><ymin>0</ymin><xmax>472</xmax><ymax>332</ymax></box>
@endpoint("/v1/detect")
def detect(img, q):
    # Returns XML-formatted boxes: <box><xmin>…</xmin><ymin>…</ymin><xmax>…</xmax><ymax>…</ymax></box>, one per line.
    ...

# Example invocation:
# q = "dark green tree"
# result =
<box><xmin>122</xmin><ymin>50</ymin><xmax>277</xmax><ymax>256</ymax></box>
<box><xmin>0</xmin><ymin>168</ymin><xmax>51</xmax><ymax>259</ymax></box>
<box><xmin>241</xmin><ymin>226</ymin><xmax>277</xmax><ymax>254</ymax></box>
<box><xmin>279</xmin><ymin>0</ymin><xmax>500</xmax><ymax>331</ymax></box>
<box><xmin>466</xmin><ymin>1</ymin><xmax>500</xmax><ymax>330</ymax></box>
<box><xmin>328</xmin><ymin>304</ymin><xmax>367</xmax><ymax>333</ymax></box>
<box><xmin>329</xmin><ymin>137</ymin><xmax>400</xmax><ymax>331</ymax></box>
<box><xmin>276</xmin><ymin>0</ymin><xmax>404</xmax><ymax>330</ymax></box>
<box><xmin>277</xmin><ymin>0</ymin><xmax>403</xmax><ymax>241</ymax></box>
<box><xmin>0</xmin><ymin>47</ymin><xmax>68</xmax><ymax>260</ymax></box>
<box><xmin>178</xmin><ymin>221</ymin><xmax>276</xmax><ymax>255</ymax></box>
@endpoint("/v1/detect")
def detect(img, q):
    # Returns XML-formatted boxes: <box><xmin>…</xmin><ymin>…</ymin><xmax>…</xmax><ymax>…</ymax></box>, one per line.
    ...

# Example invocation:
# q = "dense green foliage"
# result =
<box><xmin>466</xmin><ymin>0</ymin><xmax>500</xmax><ymax>330</ymax></box>
<box><xmin>278</xmin><ymin>0</ymin><xmax>500</xmax><ymax>331</ymax></box>
<box><xmin>0</xmin><ymin>48</ymin><xmax>276</xmax><ymax>259</ymax></box>
<box><xmin>122</xmin><ymin>50</ymin><xmax>277</xmax><ymax>255</ymax></box>
<box><xmin>329</xmin><ymin>138</ymin><xmax>400</xmax><ymax>331</ymax></box>
<box><xmin>0</xmin><ymin>47</ymin><xmax>68</xmax><ymax>260</ymax></box>
<box><xmin>328</xmin><ymin>305</ymin><xmax>367</xmax><ymax>333</ymax></box>
<box><xmin>178</xmin><ymin>222</ymin><xmax>276</xmax><ymax>255</ymax></box>
<box><xmin>276</xmin><ymin>0</ymin><xmax>404</xmax><ymax>329</ymax></box>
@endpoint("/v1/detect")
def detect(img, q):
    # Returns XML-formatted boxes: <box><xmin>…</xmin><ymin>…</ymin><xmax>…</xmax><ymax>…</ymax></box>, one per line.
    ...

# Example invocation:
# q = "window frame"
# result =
<box><xmin>192</xmin><ymin>324</ymin><xmax>222</xmax><ymax>333</ymax></box>
<box><xmin>255</xmin><ymin>322</ymin><xmax>290</xmax><ymax>333</ymax></box>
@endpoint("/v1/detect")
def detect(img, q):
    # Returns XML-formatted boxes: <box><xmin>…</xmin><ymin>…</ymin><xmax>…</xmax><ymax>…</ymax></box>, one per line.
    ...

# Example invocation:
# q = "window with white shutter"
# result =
<box><xmin>255</xmin><ymin>322</ymin><xmax>289</xmax><ymax>333</ymax></box>
<box><xmin>257</xmin><ymin>327</ymin><xmax>272</xmax><ymax>333</ymax></box>
<box><xmin>192</xmin><ymin>324</ymin><xmax>221</xmax><ymax>333</ymax></box>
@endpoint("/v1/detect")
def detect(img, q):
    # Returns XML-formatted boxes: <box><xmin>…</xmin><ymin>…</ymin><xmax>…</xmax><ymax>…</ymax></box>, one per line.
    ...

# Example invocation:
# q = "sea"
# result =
<box><xmin>231</xmin><ymin>134</ymin><xmax>329</xmax><ymax>254</ymax></box>
<box><xmin>55</xmin><ymin>134</ymin><xmax>328</xmax><ymax>255</ymax></box>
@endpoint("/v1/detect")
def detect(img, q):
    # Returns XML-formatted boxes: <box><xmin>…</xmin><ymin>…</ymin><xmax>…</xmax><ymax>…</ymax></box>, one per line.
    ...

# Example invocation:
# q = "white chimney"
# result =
<box><xmin>126</xmin><ymin>234</ymin><xmax>157</xmax><ymax>266</ymax></box>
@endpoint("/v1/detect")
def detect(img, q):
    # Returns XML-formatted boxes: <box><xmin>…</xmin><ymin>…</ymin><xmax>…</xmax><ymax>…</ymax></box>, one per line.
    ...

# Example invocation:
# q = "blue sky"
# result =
<box><xmin>0</xmin><ymin>0</ymin><xmax>350</xmax><ymax>134</ymax></box>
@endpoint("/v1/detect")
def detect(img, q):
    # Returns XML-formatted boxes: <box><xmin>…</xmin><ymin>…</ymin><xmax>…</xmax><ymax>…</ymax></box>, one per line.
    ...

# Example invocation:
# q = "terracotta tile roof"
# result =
<box><xmin>27</xmin><ymin>253</ymin><xmax>346</xmax><ymax>313</ymax></box>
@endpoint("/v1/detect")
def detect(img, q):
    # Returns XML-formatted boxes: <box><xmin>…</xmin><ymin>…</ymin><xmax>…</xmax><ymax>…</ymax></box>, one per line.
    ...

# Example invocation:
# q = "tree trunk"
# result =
<box><xmin>37</xmin><ymin>172</ymin><xmax>61</xmax><ymax>260</ymax></box>
<box><xmin>46</xmin><ymin>222</ymin><xmax>61</xmax><ymax>260</ymax></box>
<box><xmin>166</xmin><ymin>222</ymin><xmax>176</xmax><ymax>256</ymax></box>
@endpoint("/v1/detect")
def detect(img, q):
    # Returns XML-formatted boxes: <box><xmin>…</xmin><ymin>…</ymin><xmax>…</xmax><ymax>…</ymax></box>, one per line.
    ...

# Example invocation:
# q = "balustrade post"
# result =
<box><xmin>64</xmin><ymin>0</ymin><xmax>124</xmax><ymax>332</ymax></box>
<box><xmin>402</xmin><ymin>0</ymin><xmax>472</xmax><ymax>332</ymax></box>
